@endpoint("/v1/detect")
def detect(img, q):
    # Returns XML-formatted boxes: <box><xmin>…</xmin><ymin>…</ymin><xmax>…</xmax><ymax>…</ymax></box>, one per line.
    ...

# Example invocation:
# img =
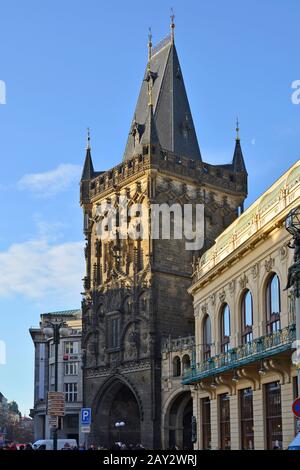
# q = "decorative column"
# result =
<box><xmin>253</xmin><ymin>388</ymin><xmax>265</xmax><ymax>450</ymax></box>
<box><xmin>210</xmin><ymin>398</ymin><xmax>219</xmax><ymax>450</ymax></box>
<box><xmin>281</xmin><ymin>381</ymin><xmax>295</xmax><ymax>449</ymax></box>
<box><xmin>229</xmin><ymin>394</ymin><xmax>239</xmax><ymax>449</ymax></box>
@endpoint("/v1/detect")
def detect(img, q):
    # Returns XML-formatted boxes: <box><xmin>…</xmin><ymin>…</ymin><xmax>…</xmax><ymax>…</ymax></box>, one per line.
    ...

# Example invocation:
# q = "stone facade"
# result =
<box><xmin>183</xmin><ymin>160</ymin><xmax>300</xmax><ymax>449</ymax></box>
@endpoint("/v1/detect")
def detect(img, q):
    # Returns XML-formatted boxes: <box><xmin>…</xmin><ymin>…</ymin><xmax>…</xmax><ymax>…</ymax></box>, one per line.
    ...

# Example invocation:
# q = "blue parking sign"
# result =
<box><xmin>81</xmin><ymin>408</ymin><xmax>91</xmax><ymax>425</ymax></box>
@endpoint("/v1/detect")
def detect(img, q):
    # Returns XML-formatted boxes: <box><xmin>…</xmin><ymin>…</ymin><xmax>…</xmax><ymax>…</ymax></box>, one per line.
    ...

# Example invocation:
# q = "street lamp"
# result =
<box><xmin>115</xmin><ymin>421</ymin><xmax>125</xmax><ymax>443</ymax></box>
<box><xmin>285</xmin><ymin>205</ymin><xmax>300</xmax><ymax>397</ymax></box>
<box><xmin>43</xmin><ymin>321</ymin><xmax>71</xmax><ymax>450</ymax></box>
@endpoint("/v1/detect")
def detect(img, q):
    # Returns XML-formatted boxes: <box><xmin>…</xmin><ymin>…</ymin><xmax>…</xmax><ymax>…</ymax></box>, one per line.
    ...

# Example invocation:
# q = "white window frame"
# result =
<box><xmin>64</xmin><ymin>341</ymin><xmax>79</xmax><ymax>355</ymax></box>
<box><xmin>64</xmin><ymin>362</ymin><xmax>78</xmax><ymax>376</ymax></box>
<box><xmin>64</xmin><ymin>383</ymin><xmax>78</xmax><ymax>402</ymax></box>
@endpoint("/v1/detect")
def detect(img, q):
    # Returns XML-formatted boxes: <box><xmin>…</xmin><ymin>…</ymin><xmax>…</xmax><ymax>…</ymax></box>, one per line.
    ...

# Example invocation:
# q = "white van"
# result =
<box><xmin>32</xmin><ymin>439</ymin><xmax>77</xmax><ymax>450</ymax></box>
<box><xmin>288</xmin><ymin>433</ymin><xmax>300</xmax><ymax>450</ymax></box>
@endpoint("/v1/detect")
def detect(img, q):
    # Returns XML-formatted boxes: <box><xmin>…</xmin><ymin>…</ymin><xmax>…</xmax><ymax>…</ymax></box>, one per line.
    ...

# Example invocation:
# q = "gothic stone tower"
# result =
<box><xmin>80</xmin><ymin>26</ymin><xmax>247</xmax><ymax>449</ymax></box>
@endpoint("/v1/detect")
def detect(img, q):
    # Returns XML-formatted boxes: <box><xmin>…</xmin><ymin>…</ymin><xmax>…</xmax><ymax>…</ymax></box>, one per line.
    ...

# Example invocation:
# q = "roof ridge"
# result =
<box><xmin>152</xmin><ymin>34</ymin><xmax>171</xmax><ymax>57</ymax></box>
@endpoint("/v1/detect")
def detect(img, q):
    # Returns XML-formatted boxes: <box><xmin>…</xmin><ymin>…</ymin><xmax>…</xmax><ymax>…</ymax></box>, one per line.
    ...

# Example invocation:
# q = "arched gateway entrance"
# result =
<box><xmin>163</xmin><ymin>391</ymin><xmax>193</xmax><ymax>449</ymax></box>
<box><xmin>94</xmin><ymin>379</ymin><xmax>142</xmax><ymax>447</ymax></box>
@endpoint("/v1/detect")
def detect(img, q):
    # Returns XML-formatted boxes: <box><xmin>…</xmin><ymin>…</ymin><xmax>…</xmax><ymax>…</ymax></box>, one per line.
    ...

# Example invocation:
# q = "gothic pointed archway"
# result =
<box><xmin>93</xmin><ymin>378</ymin><xmax>142</xmax><ymax>447</ymax></box>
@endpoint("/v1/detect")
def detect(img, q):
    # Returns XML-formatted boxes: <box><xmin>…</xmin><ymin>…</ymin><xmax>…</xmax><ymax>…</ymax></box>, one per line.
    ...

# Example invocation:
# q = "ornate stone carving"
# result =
<box><xmin>239</xmin><ymin>274</ymin><xmax>248</xmax><ymax>290</ymax></box>
<box><xmin>123</xmin><ymin>296</ymin><xmax>133</xmax><ymax>315</ymax></box>
<box><xmin>210</xmin><ymin>293</ymin><xmax>216</xmax><ymax>306</ymax></box>
<box><xmin>219</xmin><ymin>290</ymin><xmax>226</xmax><ymax>303</ymax></box>
<box><xmin>264</xmin><ymin>257</ymin><xmax>274</xmax><ymax>273</ymax></box>
<box><xmin>201</xmin><ymin>304</ymin><xmax>207</xmax><ymax>315</ymax></box>
<box><xmin>228</xmin><ymin>280</ymin><xmax>236</xmax><ymax>296</ymax></box>
<box><xmin>251</xmin><ymin>263</ymin><xmax>259</xmax><ymax>280</ymax></box>
<box><xmin>279</xmin><ymin>244</ymin><xmax>288</xmax><ymax>261</ymax></box>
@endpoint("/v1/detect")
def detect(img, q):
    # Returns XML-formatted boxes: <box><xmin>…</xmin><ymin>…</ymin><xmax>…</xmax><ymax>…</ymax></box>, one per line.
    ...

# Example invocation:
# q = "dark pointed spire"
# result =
<box><xmin>232</xmin><ymin>119</ymin><xmax>247</xmax><ymax>173</ymax></box>
<box><xmin>81</xmin><ymin>128</ymin><xmax>95</xmax><ymax>180</ymax></box>
<box><xmin>138</xmin><ymin>29</ymin><xmax>160</xmax><ymax>154</ymax></box>
<box><xmin>123</xmin><ymin>27</ymin><xmax>201</xmax><ymax>161</ymax></box>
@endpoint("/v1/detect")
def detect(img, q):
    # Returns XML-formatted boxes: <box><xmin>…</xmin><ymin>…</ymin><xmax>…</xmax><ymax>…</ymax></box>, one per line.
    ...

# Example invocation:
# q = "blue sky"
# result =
<box><xmin>0</xmin><ymin>0</ymin><xmax>300</xmax><ymax>415</ymax></box>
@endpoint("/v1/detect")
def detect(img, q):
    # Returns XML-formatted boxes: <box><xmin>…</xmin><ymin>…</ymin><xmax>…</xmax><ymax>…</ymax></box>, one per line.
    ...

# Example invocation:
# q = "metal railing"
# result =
<box><xmin>183</xmin><ymin>324</ymin><xmax>296</xmax><ymax>384</ymax></box>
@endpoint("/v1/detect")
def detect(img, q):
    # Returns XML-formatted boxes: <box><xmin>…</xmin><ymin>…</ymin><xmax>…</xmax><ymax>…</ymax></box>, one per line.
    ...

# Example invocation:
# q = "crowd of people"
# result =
<box><xmin>0</xmin><ymin>441</ymin><xmax>146</xmax><ymax>451</ymax></box>
<box><xmin>0</xmin><ymin>443</ymin><xmax>34</xmax><ymax>450</ymax></box>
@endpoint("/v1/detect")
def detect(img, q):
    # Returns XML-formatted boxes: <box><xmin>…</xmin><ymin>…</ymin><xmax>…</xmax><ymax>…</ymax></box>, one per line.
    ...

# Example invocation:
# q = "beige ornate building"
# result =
<box><xmin>183</xmin><ymin>160</ymin><xmax>300</xmax><ymax>450</ymax></box>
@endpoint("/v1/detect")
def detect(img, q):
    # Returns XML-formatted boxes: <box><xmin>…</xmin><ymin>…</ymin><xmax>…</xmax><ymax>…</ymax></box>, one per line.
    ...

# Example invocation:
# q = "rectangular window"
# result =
<box><xmin>201</xmin><ymin>397</ymin><xmax>211</xmax><ymax>449</ymax></box>
<box><xmin>49</xmin><ymin>363</ymin><xmax>55</xmax><ymax>379</ymax></box>
<box><xmin>64</xmin><ymin>414</ymin><xmax>79</xmax><ymax>429</ymax></box>
<box><xmin>265</xmin><ymin>381</ymin><xmax>282</xmax><ymax>449</ymax></box>
<box><xmin>240</xmin><ymin>388</ymin><xmax>254</xmax><ymax>450</ymax></box>
<box><xmin>49</xmin><ymin>342</ymin><xmax>54</xmax><ymax>357</ymax></box>
<box><xmin>219</xmin><ymin>393</ymin><xmax>231</xmax><ymax>450</ymax></box>
<box><xmin>107</xmin><ymin>316</ymin><xmax>120</xmax><ymax>350</ymax></box>
<box><xmin>64</xmin><ymin>341</ymin><xmax>78</xmax><ymax>355</ymax></box>
<box><xmin>64</xmin><ymin>383</ymin><xmax>78</xmax><ymax>402</ymax></box>
<box><xmin>64</xmin><ymin>362</ymin><xmax>78</xmax><ymax>376</ymax></box>
<box><xmin>293</xmin><ymin>376</ymin><xmax>298</xmax><ymax>398</ymax></box>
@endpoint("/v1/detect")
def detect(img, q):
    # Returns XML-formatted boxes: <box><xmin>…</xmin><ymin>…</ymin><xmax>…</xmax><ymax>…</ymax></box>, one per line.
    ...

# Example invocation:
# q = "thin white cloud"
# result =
<box><xmin>35</xmin><ymin>219</ymin><xmax>66</xmax><ymax>242</ymax></box>
<box><xmin>0</xmin><ymin>237</ymin><xmax>84</xmax><ymax>303</ymax></box>
<box><xmin>17</xmin><ymin>164</ymin><xmax>81</xmax><ymax>197</ymax></box>
<box><xmin>251</xmin><ymin>138</ymin><xmax>256</xmax><ymax>146</ymax></box>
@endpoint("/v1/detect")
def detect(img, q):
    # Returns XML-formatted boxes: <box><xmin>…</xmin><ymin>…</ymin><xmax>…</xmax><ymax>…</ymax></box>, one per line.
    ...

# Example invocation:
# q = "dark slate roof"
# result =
<box><xmin>140</xmin><ymin>104</ymin><xmax>160</xmax><ymax>148</ymax></box>
<box><xmin>81</xmin><ymin>147</ymin><xmax>94</xmax><ymax>180</ymax></box>
<box><xmin>123</xmin><ymin>36</ymin><xmax>202</xmax><ymax>161</ymax></box>
<box><xmin>232</xmin><ymin>138</ymin><xmax>247</xmax><ymax>173</ymax></box>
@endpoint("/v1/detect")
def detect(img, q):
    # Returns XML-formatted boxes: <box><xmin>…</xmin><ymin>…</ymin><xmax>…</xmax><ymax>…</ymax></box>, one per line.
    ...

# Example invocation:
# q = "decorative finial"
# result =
<box><xmin>148</xmin><ymin>27</ymin><xmax>152</xmax><ymax>62</ymax></box>
<box><xmin>86</xmin><ymin>127</ymin><xmax>91</xmax><ymax>149</ymax></box>
<box><xmin>147</xmin><ymin>27</ymin><xmax>153</xmax><ymax>107</ymax></box>
<box><xmin>236</xmin><ymin>118</ymin><xmax>240</xmax><ymax>141</ymax></box>
<box><xmin>170</xmin><ymin>8</ymin><xmax>175</xmax><ymax>43</ymax></box>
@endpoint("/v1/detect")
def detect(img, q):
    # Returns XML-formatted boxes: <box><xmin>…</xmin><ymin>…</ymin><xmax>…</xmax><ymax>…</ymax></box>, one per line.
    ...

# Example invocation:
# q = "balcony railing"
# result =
<box><xmin>183</xmin><ymin>324</ymin><xmax>296</xmax><ymax>384</ymax></box>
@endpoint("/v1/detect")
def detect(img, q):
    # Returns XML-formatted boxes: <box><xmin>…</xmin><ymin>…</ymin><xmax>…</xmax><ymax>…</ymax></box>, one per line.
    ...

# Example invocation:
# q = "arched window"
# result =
<box><xmin>241</xmin><ymin>290</ymin><xmax>253</xmax><ymax>344</ymax></box>
<box><xmin>173</xmin><ymin>356</ymin><xmax>181</xmax><ymax>377</ymax></box>
<box><xmin>220</xmin><ymin>304</ymin><xmax>231</xmax><ymax>353</ymax></box>
<box><xmin>182</xmin><ymin>354</ymin><xmax>191</xmax><ymax>372</ymax></box>
<box><xmin>203</xmin><ymin>315</ymin><xmax>212</xmax><ymax>360</ymax></box>
<box><xmin>266</xmin><ymin>273</ymin><xmax>281</xmax><ymax>333</ymax></box>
